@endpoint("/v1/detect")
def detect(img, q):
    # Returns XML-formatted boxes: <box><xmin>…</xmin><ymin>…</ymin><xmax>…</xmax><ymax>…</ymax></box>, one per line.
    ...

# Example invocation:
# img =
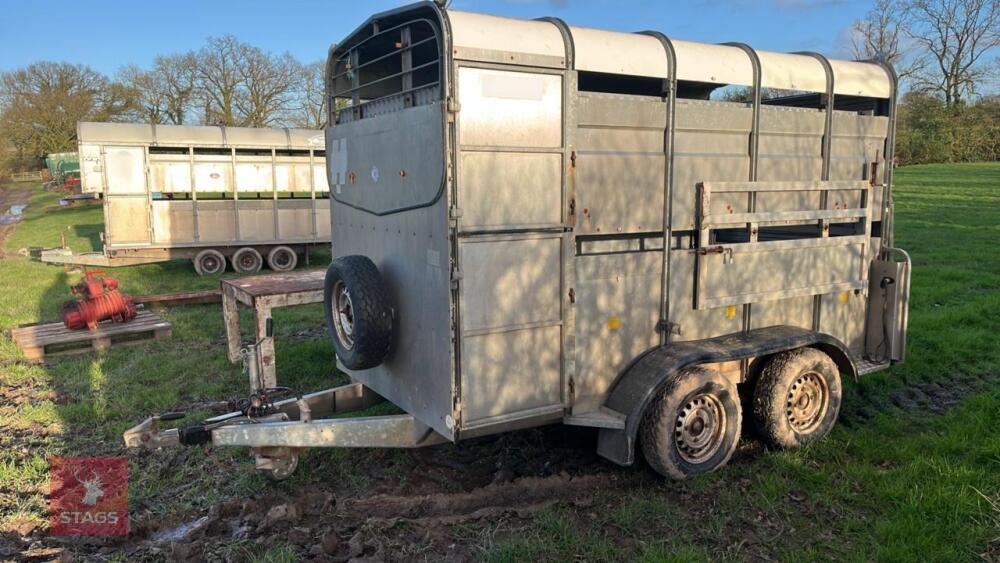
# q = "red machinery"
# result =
<box><xmin>62</xmin><ymin>176</ymin><xmax>81</xmax><ymax>193</ymax></box>
<box><xmin>61</xmin><ymin>271</ymin><xmax>138</xmax><ymax>330</ymax></box>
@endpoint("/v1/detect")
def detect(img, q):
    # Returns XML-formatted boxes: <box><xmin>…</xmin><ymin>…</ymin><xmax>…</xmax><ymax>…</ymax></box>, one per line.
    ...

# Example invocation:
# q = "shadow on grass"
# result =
<box><xmin>72</xmin><ymin>224</ymin><xmax>103</xmax><ymax>252</ymax></box>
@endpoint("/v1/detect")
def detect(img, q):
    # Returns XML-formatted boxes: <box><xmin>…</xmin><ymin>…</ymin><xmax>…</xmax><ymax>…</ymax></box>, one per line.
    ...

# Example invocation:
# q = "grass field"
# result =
<box><xmin>1</xmin><ymin>163</ymin><xmax>998</xmax><ymax>561</ymax></box>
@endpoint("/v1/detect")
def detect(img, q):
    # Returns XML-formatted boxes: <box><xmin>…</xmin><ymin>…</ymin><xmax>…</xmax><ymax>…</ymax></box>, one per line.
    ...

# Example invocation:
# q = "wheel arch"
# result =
<box><xmin>596</xmin><ymin>325</ymin><xmax>856</xmax><ymax>466</ymax></box>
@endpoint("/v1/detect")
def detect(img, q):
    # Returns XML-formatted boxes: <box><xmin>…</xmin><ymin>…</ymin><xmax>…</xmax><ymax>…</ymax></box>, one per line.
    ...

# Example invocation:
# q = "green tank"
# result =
<box><xmin>44</xmin><ymin>152</ymin><xmax>80</xmax><ymax>180</ymax></box>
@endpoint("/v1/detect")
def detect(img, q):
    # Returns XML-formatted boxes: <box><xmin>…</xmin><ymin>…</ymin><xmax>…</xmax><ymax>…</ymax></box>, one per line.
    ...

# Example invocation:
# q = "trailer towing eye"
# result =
<box><xmin>123</xmin><ymin>412</ymin><xmax>185</xmax><ymax>449</ymax></box>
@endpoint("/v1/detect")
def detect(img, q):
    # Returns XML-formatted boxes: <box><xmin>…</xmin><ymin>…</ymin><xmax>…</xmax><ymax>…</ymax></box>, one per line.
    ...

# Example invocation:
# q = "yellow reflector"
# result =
<box><xmin>839</xmin><ymin>291</ymin><xmax>850</xmax><ymax>304</ymax></box>
<box><xmin>725</xmin><ymin>305</ymin><xmax>738</xmax><ymax>319</ymax></box>
<box><xmin>607</xmin><ymin>317</ymin><xmax>621</xmax><ymax>331</ymax></box>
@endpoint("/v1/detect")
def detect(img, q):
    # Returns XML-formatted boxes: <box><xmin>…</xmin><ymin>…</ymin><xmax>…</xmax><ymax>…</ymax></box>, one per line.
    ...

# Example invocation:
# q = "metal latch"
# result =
<box><xmin>698</xmin><ymin>245</ymin><xmax>733</xmax><ymax>264</ymax></box>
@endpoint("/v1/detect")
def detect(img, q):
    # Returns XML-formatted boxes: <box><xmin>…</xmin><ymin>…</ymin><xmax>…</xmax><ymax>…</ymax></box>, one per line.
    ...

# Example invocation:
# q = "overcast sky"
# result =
<box><xmin>0</xmin><ymin>0</ymin><xmax>875</xmax><ymax>74</ymax></box>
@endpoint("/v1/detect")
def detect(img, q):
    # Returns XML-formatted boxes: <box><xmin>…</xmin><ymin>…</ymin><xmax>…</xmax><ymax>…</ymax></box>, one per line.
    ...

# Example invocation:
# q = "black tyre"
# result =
<box><xmin>323</xmin><ymin>255</ymin><xmax>393</xmax><ymax>370</ymax></box>
<box><xmin>232</xmin><ymin>247</ymin><xmax>263</xmax><ymax>274</ymax></box>
<box><xmin>193</xmin><ymin>249</ymin><xmax>226</xmax><ymax>276</ymax></box>
<box><xmin>752</xmin><ymin>347</ymin><xmax>842</xmax><ymax>449</ymax></box>
<box><xmin>267</xmin><ymin>245</ymin><xmax>298</xmax><ymax>272</ymax></box>
<box><xmin>640</xmin><ymin>366</ymin><xmax>742</xmax><ymax>480</ymax></box>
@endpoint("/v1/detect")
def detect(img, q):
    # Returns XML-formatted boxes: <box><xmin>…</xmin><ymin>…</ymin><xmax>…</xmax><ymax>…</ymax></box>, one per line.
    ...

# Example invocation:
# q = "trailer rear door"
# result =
<box><xmin>103</xmin><ymin>146</ymin><xmax>151</xmax><ymax>247</ymax></box>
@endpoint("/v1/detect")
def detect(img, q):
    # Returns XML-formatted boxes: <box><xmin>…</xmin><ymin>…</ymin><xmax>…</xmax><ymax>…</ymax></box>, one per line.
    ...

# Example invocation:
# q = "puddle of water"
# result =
<box><xmin>0</xmin><ymin>204</ymin><xmax>27</xmax><ymax>225</ymax></box>
<box><xmin>150</xmin><ymin>515</ymin><xmax>211</xmax><ymax>543</ymax></box>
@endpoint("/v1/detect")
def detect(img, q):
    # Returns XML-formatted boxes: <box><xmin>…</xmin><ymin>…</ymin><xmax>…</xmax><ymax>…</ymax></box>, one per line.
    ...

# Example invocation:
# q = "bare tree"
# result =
<box><xmin>153</xmin><ymin>53</ymin><xmax>198</xmax><ymax>125</ymax></box>
<box><xmin>234</xmin><ymin>46</ymin><xmax>300</xmax><ymax>127</ymax></box>
<box><xmin>195</xmin><ymin>35</ymin><xmax>243</xmax><ymax>126</ymax></box>
<box><xmin>118</xmin><ymin>65</ymin><xmax>167</xmax><ymax>124</ymax></box>
<box><xmin>288</xmin><ymin>61</ymin><xmax>327</xmax><ymax>129</ymax></box>
<box><xmin>195</xmin><ymin>35</ymin><xmax>301</xmax><ymax>127</ymax></box>
<box><xmin>905</xmin><ymin>0</ymin><xmax>1000</xmax><ymax>106</ymax></box>
<box><xmin>849</xmin><ymin>0</ymin><xmax>925</xmax><ymax>81</ymax></box>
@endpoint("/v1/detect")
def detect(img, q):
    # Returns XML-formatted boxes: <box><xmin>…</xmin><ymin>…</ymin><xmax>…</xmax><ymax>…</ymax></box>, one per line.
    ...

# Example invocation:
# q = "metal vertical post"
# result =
<box><xmin>723</xmin><ymin>42</ymin><xmax>761</xmax><ymax>336</ymax></box>
<box><xmin>798</xmin><ymin>52</ymin><xmax>835</xmax><ymax>332</ymax></box>
<box><xmin>641</xmin><ymin>31</ymin><xmax>679</xmax><ymax>345</ymax></box>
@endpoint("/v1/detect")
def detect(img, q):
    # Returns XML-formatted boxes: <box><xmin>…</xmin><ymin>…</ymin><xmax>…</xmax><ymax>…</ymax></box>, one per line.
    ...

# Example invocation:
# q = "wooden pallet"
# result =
<box><xmin>10</xmin><ymin>310</ymin><xmax>172</xmax><ymax>361</ymax></box>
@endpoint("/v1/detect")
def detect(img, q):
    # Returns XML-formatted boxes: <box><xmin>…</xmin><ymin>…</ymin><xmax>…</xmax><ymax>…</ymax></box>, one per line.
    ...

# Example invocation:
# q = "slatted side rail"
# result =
<box><xmin>694</xmin><ymin>180</ymin><xmax>873</xmax><ymax>310</ymax></box>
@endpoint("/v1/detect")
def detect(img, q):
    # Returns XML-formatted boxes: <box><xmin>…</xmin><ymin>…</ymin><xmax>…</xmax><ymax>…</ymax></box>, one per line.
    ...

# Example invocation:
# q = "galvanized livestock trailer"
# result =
<box><xmin>42</xmin><ymin>122</ymin><xmax>331</xmax><ymax>274</ymax></box>
<box><xmin>125</xmin><ymin>3</ymin><xmax>911</xmax><ymax>480</ymax></box>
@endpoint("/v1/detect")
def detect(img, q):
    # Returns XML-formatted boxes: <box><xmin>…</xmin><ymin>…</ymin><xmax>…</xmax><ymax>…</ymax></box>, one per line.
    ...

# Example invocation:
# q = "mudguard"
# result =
<box><xmin>597</xmin><ymin>325</ymin><xmax>856</xmax><ymax>466</ymax></box>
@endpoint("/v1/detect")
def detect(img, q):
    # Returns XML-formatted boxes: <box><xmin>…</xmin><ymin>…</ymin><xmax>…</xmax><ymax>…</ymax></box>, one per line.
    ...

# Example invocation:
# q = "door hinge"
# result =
<box><xmin>570</xmin><ymin>150</ymin><xmax>577</xmax><ymax>167</ymax></box>
<box><xmin>447</xmin><ymin>97</ymin><xmax>461</xmax><ymax>113</ymax></box>
<box><xmin>449</xmin><ymin>206</ymin><xmax>462</xmax><ymax>228</ymax></box>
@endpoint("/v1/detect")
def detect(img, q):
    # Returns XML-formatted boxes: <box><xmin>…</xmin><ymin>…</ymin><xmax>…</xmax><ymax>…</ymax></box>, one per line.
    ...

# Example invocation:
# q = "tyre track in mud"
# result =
<box><xmin>129</xmin><ymin>372</ymin><xmax>999</xmax><ymax>560</ymax></box>
<box><xmin>11</xmin><ymin>371</ymin><xmax>998</xmax><ymax>561</ymax></box>
<box><xmin>838</xmin><ymin>372</ymin><xmax>1000</xmax><ymax>426</ymax></box>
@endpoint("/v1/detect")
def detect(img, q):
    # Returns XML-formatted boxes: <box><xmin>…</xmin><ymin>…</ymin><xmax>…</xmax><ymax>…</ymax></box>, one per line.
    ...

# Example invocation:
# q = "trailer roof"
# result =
<box><xmin>331</xmin><ymin>3</ymin><xmax>894</xmax><ymax>99</ymax></box>
<box><xmin>77</xmin><ymin>122</ymin><xmax>325</xmax><ymax>149</ymax></box>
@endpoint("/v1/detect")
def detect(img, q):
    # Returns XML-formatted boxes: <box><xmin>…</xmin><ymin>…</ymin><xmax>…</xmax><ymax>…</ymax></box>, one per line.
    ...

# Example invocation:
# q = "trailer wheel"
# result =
<box><xmin>259</xmin><ymin>453</ymin><xmax>299</xmax><ymax>482</ymax></box>
<box><xmin>232</xmin><ymin>247</ymin><xmax>263</xmax><ymax>274</ymax></box>
<box><xmin>267</xmin><ymin>245</ymin><xmax>298</xmax><ymax>272</ymax></box>
<box><xmin>324</xmin><ymin>255</ymin><xmax>393</xmax><ymax>370</ymax></box>
<box><xmin>640</xmin><ymin>366</ymin><xmax>742</xmax><ymax>479</ymax></box>
<box><xmin>193</xmin><ymin>249</ymin><xmax>226</xmax><ymax>276</ymax></box>
<box><xmin>751</xmin><ymin>348</ymin><xmax>841</xmax><ymax>449</ymax></box>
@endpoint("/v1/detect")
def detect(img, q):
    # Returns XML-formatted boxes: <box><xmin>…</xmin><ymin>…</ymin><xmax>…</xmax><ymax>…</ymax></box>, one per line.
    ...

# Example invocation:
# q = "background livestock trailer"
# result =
<box><xmin>126</xmin><ymin>3</ymin><xmax>911</xmax><ymax>481</ymax></box>
<box><xmin>43</xmin><ymin>122</ymin><xmax>331</xmax><ymax>274</ymax></box>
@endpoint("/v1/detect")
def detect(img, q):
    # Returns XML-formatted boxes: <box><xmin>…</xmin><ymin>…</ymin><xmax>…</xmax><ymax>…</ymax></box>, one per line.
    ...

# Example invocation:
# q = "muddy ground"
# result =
<box><xmin>0</xmin><ymin>184</ymin><xmax>34</xmax><ymax>254</ymax></box>
<box><xmin>3</xmin><ymin>370</ymin><xmax>996</xmax><ymax>563</ymax></box>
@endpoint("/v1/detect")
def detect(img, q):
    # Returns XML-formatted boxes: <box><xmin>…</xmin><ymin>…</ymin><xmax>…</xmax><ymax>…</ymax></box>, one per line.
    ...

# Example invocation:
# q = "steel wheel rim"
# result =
<box><xmin>332</xmin><ymin>280</ymin><xmax>355</xmax><ymax>350</ymax></box>
<box><xmin>786</xmin><ymin>371</ymin><xmax>829</xmax><ymax>433</ymax></box>
<box><xmin>238</xmin><ymin>252</ymin><xmax>259</xmax><ymax>271</ymax></box>
<box><xmin>270</xmin><ymin>454</ymin><xmax>298</xmax><ymax>480</ymax></box>
<box><xmin>202</xmin><ymin>255</ymin><xmax>221</xmax><ymax>273</ymax></box>
<box><xmin>273</xmin><ymin>249</ymin><xmax>293</xmax><ymax>268</ymax></box>
<box><xmin>674</xmin><ymin>392</ymin><xmax>726</xmax><ymax>464</ymax></box>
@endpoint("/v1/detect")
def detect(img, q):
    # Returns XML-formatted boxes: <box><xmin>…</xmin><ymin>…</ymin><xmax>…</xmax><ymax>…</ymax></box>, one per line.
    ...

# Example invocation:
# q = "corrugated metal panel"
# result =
<box><xmin>672</xmin><ymin>100</ymin><xmax>753</xmax><ymax>230</ymax></box>
<box><xmin>576</xmin><ymin>93</ymin><xmax>665</xmax><ymax>234</ymax></box>
<box><xmin>570</xmin><ymin>26</ymin><xmax>668</xmax><ymax>78</ymax></box>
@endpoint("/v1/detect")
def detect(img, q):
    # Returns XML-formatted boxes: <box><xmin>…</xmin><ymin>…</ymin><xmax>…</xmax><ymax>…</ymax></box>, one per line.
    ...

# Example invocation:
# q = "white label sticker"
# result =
<box><xmin>371</xmin><ymin>165</ymin><xmax>380</xmax><ymax>183</ymax></box>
